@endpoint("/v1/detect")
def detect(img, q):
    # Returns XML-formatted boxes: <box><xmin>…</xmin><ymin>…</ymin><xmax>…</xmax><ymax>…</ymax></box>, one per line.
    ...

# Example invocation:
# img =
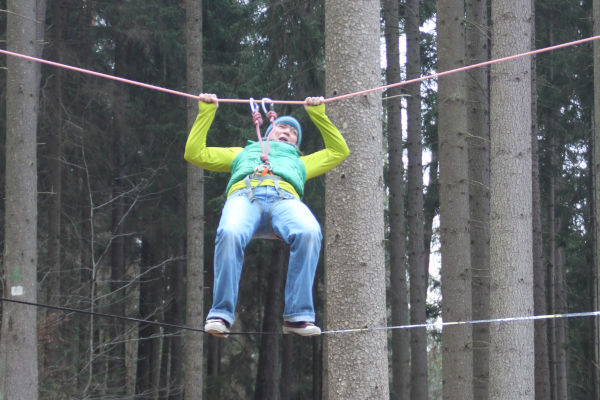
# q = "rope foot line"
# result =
<box><xmin>321</xmin><ymin>310</ymin><xmax>600</xmax><ymax>335</ymax></box>
<box><xmin>2</xmin><ymin>297</ymin><xmax>599</xmax><ymax>337</ymax></box>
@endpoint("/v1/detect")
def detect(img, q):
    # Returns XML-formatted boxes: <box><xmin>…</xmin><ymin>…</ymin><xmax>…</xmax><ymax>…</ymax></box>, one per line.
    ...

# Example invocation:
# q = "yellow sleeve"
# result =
<box><xmin>301</xmin><ymin>104</ymin><xmax>350</xmax><ymax>180</ymax></box>
<box><xmin>184</xmin><ymin>101</ymin><xmax>243</xmax><ymax>172</ymax></box>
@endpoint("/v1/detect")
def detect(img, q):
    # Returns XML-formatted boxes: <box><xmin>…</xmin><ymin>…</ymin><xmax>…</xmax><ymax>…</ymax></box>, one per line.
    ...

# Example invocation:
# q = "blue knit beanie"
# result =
<box><xmin>265</xmin><ymin>116</ymin><xmax>302</xmax><ymax>146</ymax></box>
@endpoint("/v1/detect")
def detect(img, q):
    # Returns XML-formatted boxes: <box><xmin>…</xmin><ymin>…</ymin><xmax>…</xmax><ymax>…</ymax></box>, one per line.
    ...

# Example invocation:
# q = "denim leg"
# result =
<box><xmin>270</xmin><ymin>198</ymin><xmax>322</xmax><ymax>322</ymax></box>
<box><xmin>207</xmin><ymin>190</ymin><xmax>261</xmax><ymax>325</ymax></box>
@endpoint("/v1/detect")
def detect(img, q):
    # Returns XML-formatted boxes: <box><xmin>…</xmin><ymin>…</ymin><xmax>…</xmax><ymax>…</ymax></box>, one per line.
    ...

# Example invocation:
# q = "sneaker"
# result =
<box><xmin>204</xmin><ymin>318</ymin><xmax>230</xmax><ymax>338</ymax></box>
<box><xmin>282</xmin><ymin>321</ymin><xmax>321</xmax><ymax>336</ymax></box>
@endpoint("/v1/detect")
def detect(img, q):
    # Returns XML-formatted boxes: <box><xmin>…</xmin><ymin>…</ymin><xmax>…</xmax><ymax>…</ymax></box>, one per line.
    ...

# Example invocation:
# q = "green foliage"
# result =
<box><xmin>419</xmin><ymin>0</ymin><xmax>437</xmax><ymax>26</ymax></box>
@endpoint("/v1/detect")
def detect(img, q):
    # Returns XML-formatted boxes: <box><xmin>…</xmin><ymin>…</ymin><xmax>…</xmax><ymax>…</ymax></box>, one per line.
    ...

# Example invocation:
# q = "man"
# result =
<box><xmin>185</xmin><ymin>93</ymin><xmax>349</xmax><ymax>337</ymax></box>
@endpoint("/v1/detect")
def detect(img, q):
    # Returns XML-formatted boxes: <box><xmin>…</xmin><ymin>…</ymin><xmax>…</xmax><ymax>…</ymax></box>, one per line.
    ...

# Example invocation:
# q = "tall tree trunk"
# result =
<box><xmin>593</xmin><ymin>0</ymin><xmax>600</xmax><ymax>395</ymax></box>
<box><xmin>72</xmin><ymin>6</ymin><xmax>92</xmax><ymax>392</ymax></box>
<box><xmin>531</xmin><ymin>0</ymin><xmax>551</xmax><ymax>397</ymax></box>
<box><xmin>313</xmin><ymin>287</ymin><xmax>322</xmax><ymax>400</ymax></box>
<box><xmin>44</xmin><ymin>0</ymin><xmax>65</xmax><ymax>378</ymax></box>
<box><xmin>206</xmin><ymin>336</ymin><xmax>220</xmax><ymax>399</ymax></box>
<box><xmin>424</xmin><ymin>152</ymin><xmax>439</xmax><ymax>280</ymax></box>
<box><xmin>78</xmin><ymin>147</ymin><xmax>92</xmax><ymax>393</ymax></box>
<box><xmin>280</xmin><ymin>335</ymin><xmax>293</xmax><ymax>400</ymax></box>
<box><xmin>255</xmin><ymin>243</ymin><xmax>286</xmax><ymax>400</ymax></box>
<box><xmin>0</xmin><ymin>0</ymin><xmax>44</xmax><ymax>398</ymax></box>
<box><xmin>184</xmin><ymin>0</ymin><xmax>204</xmax><ymax>398</ymax></box>
<box><xmin>160</xmin><ymin>320</ymin><xmax>170</xmax><ymax>400</ymax></box>
<box><xmin>437</xmin><ymin>1</ymin><xmax>473</xmax><ymax>399</ymax></box>
<box><xmin>547</xmin><ymin>132</ymin><xmax>558</xmax><ymax>400</ymax></box>
<box><xmin>488</xmin><ymin>1</ymin><xmax>534</xmax><ymax>399</ymax></box>
<box><xmin>532</xmin><ymin>83</ymin><xmax>552</xmax><ymax>397</ymax></box>
<box><xmin>324</xmin><ymin>1</ymin><xmax>389</xmax><ymax>398</ymax></box>
<box><xmin>405</xmin><ymin>0</ymin><xmax>428</xmax><ymax>398</ymax></box>
<box><xmin>466</xmin><ymin>0</ymin><xmax>490</xmax><ymax>398</ymax></box>
<box><xmin>167</xmin><ymin>243</ymin><xmax>185</xmax><ymax>400</ymax></box>
<box><xmin>554</xmin><ymin>246</ymin><xmax>568</xmax><ymax>400</ymax></box>
<box><xmin>383</xmin><ymin>1</ymin><xmax>409</xmax><ymax>398</ymax></box>
<box><xmin>547</xmin><ymin>190</ymin><xmax>568</xmax><ymax>400</ymax></box>
<box><xmin>586</xmin><ymin>138</ymin><xmax>597</xmax><ymax>400</ymax></box>
<box><xmin>109</xmin><ymin>80</ymin><xmax>127</xmax><ymax>394</ymax></box>
<box><xmin>136</xmin><ymin>227</ymin><xmax>164</xmax><ymax>398</ymax></box>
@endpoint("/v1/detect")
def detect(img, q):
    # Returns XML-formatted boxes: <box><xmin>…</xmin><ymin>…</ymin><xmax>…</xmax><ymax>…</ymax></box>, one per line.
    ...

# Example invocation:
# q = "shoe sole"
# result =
<box><xmin>282</xmin><ymin>327</ymin><xmax>321</xmax><ymax>336</ymax></box>
<box><xmin>206</xmin><ymin>329</ymin><xmax>229</xmax><ymax>338</ymax></box>
<box><xmin>205</xmin><ymin>321</ymin><xmax>230</xmax><ymax>338</ymax></box>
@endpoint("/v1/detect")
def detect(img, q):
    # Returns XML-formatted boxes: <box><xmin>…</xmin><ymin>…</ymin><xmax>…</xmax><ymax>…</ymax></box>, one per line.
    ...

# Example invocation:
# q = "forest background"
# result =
<box><xmin>0</xmin><ymin>0</ymin><xmax>599</xmax><ymax>399</ymax></box>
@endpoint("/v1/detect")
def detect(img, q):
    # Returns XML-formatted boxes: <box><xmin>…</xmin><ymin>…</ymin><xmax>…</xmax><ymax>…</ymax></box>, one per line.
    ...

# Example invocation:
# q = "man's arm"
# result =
<box><xmin>184</xmin><ymin>94</ymin><xmax>242</xmax><ymax>172</ymax></box>
<box><xmin>301</xmin><ymin>99</ymin><xmax>350</xmax><ymax>180</ymax></box>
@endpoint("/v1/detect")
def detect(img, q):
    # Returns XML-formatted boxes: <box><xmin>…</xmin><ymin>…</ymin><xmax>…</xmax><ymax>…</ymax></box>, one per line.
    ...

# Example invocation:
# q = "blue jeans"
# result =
<box><xmin>206</xmin><ymin>185</ymin><xmax>322</xmax><ymax>325</ymax></box>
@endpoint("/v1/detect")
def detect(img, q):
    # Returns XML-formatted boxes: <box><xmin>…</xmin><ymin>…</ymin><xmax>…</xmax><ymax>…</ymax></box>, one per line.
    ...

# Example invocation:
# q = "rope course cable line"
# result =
<box><xmin>0</xmin><ymin>297</ymin><xmax>275</xmax><ymax>336</ymax></box>
<box><xmin>321</xmin><ymin>310</ymin><xmax>600</xmax><ymax>335</ymax></box>
<box><xmin>1</xmin><ymin>297</ymin><xmax>599</xmax><ymax>337</ymax></box>
<box><xmin>1</xmin><ymin>35</ymin><xmax>599</xmax><ymax>105</ymax></box>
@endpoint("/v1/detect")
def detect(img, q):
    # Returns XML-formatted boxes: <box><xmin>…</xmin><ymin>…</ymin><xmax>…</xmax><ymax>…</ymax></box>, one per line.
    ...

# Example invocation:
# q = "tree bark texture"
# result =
<box><xmin>136</xmin><ymin>226</ymin><xmax>165</xmax><ymax>397</ymax></box>
<box><xmin>383</xmin><ymin>0</ymin><xmax>409</xmax><ymax>398</ymax></box>
<box><xmin>167</xmin><ymin>245</ymin><xmax>186</xmax><ymax>400</ymax></box>
<box><xmin>554</xmin><ymin>247</ymin><xmax>569</xmax><ymax>400</ymax></box>
<box><xmin>465</xmin><ymin>0</ymin><xmax>490</xmax><ymax>398</ymax></box>
<box><xmin>184</xmin><ymin>1</ymin><xmax>204</xmax><ymax>398</ymax></box>
<box><xmin>109</xmin><ymin>37</ymin><xmax>129</xmax><ymax>391</ymax></box>
<box><xmin>437</xmin><ymin>1</ymin><xmax>473</xmax><ymax>398</ymax></box>
<box><xmin>405</xmin><ymin>0</ymin><xmax>428</xmax><ymax>398</ymax></box>
<box><xmin>530</xmin><ymin>1</ymin><xmax>551</xmax><ymax>397</ymax></box>
<box><xmin>280</xmin><ymin>335</ymin><xmax>293</xmax><ymax>400</ymax></box>
<box><xmin>43</xmin><ymin>0</ymin><xmax>65</xmax><ymax>378</ymax></box>
<box><xmin>424</xmin><ymin>152</ymin><xmax>439</xmax><ymax>288</ymax></box>
<box><xmin>593</xmin><ymin>0</ymin><xmax>600</xmax><ymax>395</ymax></box>
<box><xmin>489</xmin><ymin>1</ymin><xmax>535</xmax><ymax>399</ymax></box>
<box><xmin>0</xmin><ymin>0</ymin><xmax>43</xmax><ymax>398</ymax></box>
<box><xmin>255</xmin><ymin>243</ymin><xmax>286</xmax><ymax>400</ymax></box>
<box><xmin>324</xmin><ymin>1</ymin><xmax>389</xmax><ymax>399</ymax></box>
<box><xmin>547</xmin><ymin>144</ymin><xmax>558</xmax><ymax>400</ymax></box>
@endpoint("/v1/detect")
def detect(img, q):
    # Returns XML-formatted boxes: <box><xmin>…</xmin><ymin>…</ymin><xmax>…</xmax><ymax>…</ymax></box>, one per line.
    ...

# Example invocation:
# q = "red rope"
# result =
<box><xmin>1</xmin><ymin>34</ymin><xmax>599</xmax><ymax>105</ymax></box>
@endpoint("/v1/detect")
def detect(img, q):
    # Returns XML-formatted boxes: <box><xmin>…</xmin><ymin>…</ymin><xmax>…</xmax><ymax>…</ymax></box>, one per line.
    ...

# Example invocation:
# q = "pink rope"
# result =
<box><xmin>252</xmin><ymin>110</ymin><xmax>270</xmax><ymax>163</ymax></box>
<box><xmin>323</xmin><ymin>34</ymin><xmax>600</xmax><ymax>104</ymax></box>
<box><xmin>262</xmin><ymin>138</ymin><xmax>270</xmax><ymax>163</ymax></box>
<box><xmin>1</xmin><ymin>34</ymin><xmax>599</xmax><ymax>105</ymax></box>
<box><xmin>0</xmin><ymin>48</ymin><xmax>202</xmax><ymax>101</ymax></box>
<box><xmin>262</xmin><ymin>110</ymin><xmax>278</xmax><ymax>163</ymax></box>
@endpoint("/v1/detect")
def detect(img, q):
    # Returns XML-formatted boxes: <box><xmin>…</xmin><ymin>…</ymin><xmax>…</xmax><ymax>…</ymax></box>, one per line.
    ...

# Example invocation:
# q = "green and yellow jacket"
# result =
<box><xmin>184</xmin><ymin>102</ymin><xmax>350</xmax><ymax>198</ymax></box>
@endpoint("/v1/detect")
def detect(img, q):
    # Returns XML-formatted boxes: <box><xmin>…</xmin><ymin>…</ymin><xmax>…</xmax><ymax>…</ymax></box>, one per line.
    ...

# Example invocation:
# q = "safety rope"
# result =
<box><xmin>250</xmin><ymin>97</ymin><xmax>267</xmax><ymax>161</ymax></box>
<box><xmin>249</xmin><ymin>97</ymin><xmax>278</xmax><ymax>174</ymax></box>
<box><xmin>1</xmin><ymin>35</ymin><xmax>598</xmax><ymax>105</ymax></box>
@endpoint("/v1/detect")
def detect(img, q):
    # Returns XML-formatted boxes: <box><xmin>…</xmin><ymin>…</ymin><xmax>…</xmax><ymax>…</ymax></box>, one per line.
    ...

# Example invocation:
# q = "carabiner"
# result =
<box><xmin>249</xmin><ymin>97</ymin><xmax>259</xmax><ymax>114</ymax></box>
<box><xmin>261</xmin><ymin>97</ymin><xmax>274</xmax><ymax>115</ymax></box>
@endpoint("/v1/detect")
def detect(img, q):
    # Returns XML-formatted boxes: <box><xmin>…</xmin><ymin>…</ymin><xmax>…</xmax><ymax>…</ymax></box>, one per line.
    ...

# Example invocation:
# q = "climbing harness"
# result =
<box><xmin>243</xmin><ymin>173</ymin><xmax>289</xmax><ymax>240</ymax></box>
